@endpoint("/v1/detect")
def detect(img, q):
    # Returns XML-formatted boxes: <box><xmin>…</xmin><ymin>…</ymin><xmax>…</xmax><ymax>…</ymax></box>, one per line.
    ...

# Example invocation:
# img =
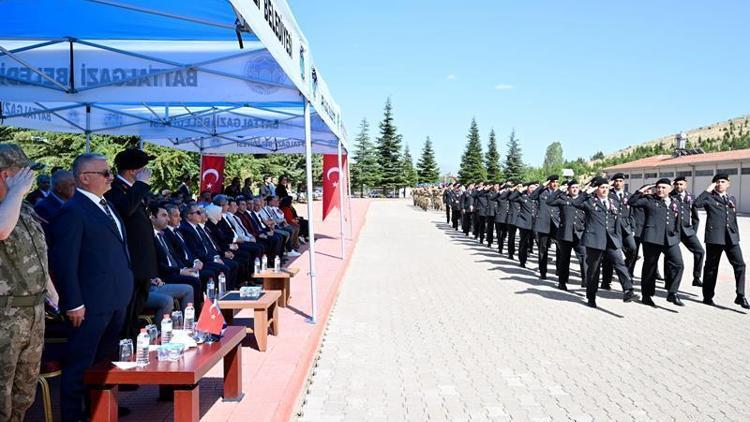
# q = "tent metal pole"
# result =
<box><xmin>346</xmin><ymin>156</ymin><xmax>353</xmax><ymax>239</ymax></box>
<box><xmin>85</xmin><ymin>105</ymin><xmax>91</xmax><ymax>153</ymax></box>
<box><xmin>303</xmin><ymin>100</ymin><xmax>317</xmax><ymax>324</ymax></box>
<box><xmin>337</xmin><ymin>139</ymin><xmax>345</xmax><ymax>259</ymax></box>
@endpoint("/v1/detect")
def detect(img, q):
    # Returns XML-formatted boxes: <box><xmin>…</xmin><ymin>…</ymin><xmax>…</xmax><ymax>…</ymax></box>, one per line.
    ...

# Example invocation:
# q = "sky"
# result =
<box><xmin>290</xmin><ymin>0</ymin><xmax>750</xmax><ymax>173</ymax></box>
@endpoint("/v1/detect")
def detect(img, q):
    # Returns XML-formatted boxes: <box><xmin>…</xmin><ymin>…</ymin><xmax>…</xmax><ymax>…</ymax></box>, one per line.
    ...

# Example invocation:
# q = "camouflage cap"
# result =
<box><xmin>0</xmin><ymin>144</ymin><xmax>44</xmax><ymax>170</ymax></box>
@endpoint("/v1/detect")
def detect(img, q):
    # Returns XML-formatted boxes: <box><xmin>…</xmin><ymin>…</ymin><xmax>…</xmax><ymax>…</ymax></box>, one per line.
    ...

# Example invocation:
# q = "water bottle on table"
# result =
<box><xmin>184</xmin><ymin>302</ymin><xmax>195</xmax><ymax>335</ymax></box>
<box><xmin>261</xmin><ymin>254</ymin><xmax>268</xmax><ymax>272</ymax></box>
<box><xmin>254</xmin><ymin>258</ymin><xmax>261</xmax><ymax>275</ymax></box>
<box><xmin>207</xmin><ymin>277</ymin><xmax>216</xmax><ymax>301</ymax></box>
<box><xmin>218</xmin><ymin>272</ymin><xmax>227</xmax><ymax>298</ymax></box>
<box><xmin>274</xmin><ymin>255</ymin><xmax>281</xmax><ymax>272</ymax></box>
<box><xmin>161</xmin><ymin>314</ymin><xmax>173</xmax><ymax>344</ymax></box>
<box><xmin>136</xmin><ymin>329</ymin><xmax>150</xmax><ymax>366</ymax></box>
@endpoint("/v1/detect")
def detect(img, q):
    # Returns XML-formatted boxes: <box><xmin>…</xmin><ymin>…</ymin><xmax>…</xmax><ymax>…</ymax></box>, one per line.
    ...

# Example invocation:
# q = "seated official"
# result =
<box><xmin>179</xmin><ymin>204</ymin><xmax>239</xmax><ymax>289</ymax></box>
<box><xmin>261</xmin><ymin>196</ymin><xmax>299</xmax><ymax>256</ymax></box>
<box><xmin>224</xmin><ymin>196</ymin><xmax>265</xmax><ymax>264</ymax></box>
<box><xmin>144</xmin><ymin>277</ymin><xmax>193</xmax><ymax>326</ymax></box>
<box><xmin>203</xmin><ymin>204</ymin><xmax>247</xmax><ymax>287</ymax></box>
<box><xmin>279</xmin><ymin>195</ymin><xmax>308</xmax><ymax>243</ymax></box>
<box><xmin>163</xmin><ymin>203</ymin><xmax>216</xmax><ymax>286</ymax></box>
<box><xmin>248</xmin><ymin>198</ymin><xmax>285</xmax><ymax>262</ymax></box>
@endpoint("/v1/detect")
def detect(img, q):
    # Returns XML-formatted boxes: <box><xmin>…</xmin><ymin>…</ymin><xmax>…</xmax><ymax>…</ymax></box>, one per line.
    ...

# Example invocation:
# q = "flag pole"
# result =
<box><xmin>337</xmin><ymin>139</ymin><xmax>345</xmax><ymax>259</ymax></box>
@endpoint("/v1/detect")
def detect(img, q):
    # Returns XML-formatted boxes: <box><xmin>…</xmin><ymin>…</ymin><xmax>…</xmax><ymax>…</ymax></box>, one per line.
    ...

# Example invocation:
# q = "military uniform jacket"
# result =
<box><xmin>494</xmin><ymin>190</ymin><xmax>511</xmax><ymax>223</ymax></box>
<box><xmin>669</xmin><ymin>190</ymin><xmax>700</xmax><ymax>238</ymax></box>
<box><xmin>573</xmin><ymin>192</ymin><xmax>623</xmax><ymax>250</ymax></box>
<box><xmin>442</xmin><ymin>189</ymin><xmax>451</xmax><ymax>205</ymax></box>
<box><xmin>509</xmin><ymin>191</ymin><xmax>535</xmax><ymax>230</ymax></box>
<box><xmin>627</xmin><ymin>192</ymin><xmax>681</xmax><ymax>247</ymax></box>
<box><xmin>460</xmin><ymin>190</ymin><xmax>473</xmax><ymax>211</ymax></box>
<box><xmin>609</xmin><ymin>190</ymin><xmax>634</xmax><ymax>236</ymax></box>
<box><xmin>632</xmin><ymin>207</ymin><xmax>645</xmax><ymax>238</ymax></box>
<box><xmin>530</xmin><ymin>186</ymin><xmax>561</xmax><ymax>234</ymax></box>
<box><xmin>0</xmin><ymin>203</ymin><xmax>48</xmax><ymax>298</ymax></box>
<box><xmin>473</xmin><ymin>190</ymin><xmax>489</xmax><ymax>216</ymax></box>
<box><xmin>507</xmin><ymin>193</ymin><xmax>521</xmax><ymax>225</ymax></box>
<box><xmin>547</xmin><ymin>191</ymin><xmax>585</xmax><ymax>242</ymax></box>
<box><xmin>450</xmin><ymin>190</ymin><xmax>462</xmax><ymax>211</ymax></box>
<box><xmin>693</xmin><ymin>190</ymin><xmax>740</xmax><ymax>245</ymax></box>
<box><xmin>485</xmin><ymin>191</ymin><xmax>498</xmax><ymax>217</ymax></box>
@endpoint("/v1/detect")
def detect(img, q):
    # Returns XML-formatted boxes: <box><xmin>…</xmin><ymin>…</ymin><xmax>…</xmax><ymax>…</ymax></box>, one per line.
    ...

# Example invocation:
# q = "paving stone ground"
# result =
<box><xmin>299</xmin><ymin>200</ymin><xmax>750</xmax><ymax>422</ymax></box>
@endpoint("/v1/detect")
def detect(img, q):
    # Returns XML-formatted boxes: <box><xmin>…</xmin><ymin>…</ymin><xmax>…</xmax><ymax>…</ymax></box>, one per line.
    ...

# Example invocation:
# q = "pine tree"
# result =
<box><xmin>458</xmin><ymin>118</ymin><xmax>487</xmax><ymax>184</ymax></box>
<box><xmin>542</xmin><ymin>141</ymin><xmax>564</xmax><ymax>176</ymax></box>
<box><xmin>375</xmin><ymin>98</ymin><xmax>405</xmax><ymax>194</ymax></box>
<box><xmin>401</xmin><ymin>144</ymin><xmax>419</xmax><ymax>186</ymax></box>
<box><xmin>350</xmin><ymin>118</ymin><xmax>381</xmax><ymax>196</ymax></box>
<box><xmin>503</xmin><ymin>129</ymin><xmax>524</xmax><ymax>183</ymax></box>
<box><xmin>485</xmin><ymin>129</ymin><xmax>502</xmax><ymax>181</ymax></box>
<box><xmin>416</xmin><ymin>136</ymin><xmax>440</xmax><ymax>183</ymax></box>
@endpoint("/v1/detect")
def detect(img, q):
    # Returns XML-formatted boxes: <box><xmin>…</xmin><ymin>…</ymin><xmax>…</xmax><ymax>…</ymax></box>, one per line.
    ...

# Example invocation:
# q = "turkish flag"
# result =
<box><xmin>322</xmin><ymin>154</ymin><xmax>346</xmax><ymax>220</ymax></box>
<box><xmin>200</xmin><ymin>155</ymin><xmax>225</xmax><ymax>195</ymax></box>
<box><xmin>195</xmin><ymin>295</ymin><xmax>225</xmax><ymax>335</ymax></box>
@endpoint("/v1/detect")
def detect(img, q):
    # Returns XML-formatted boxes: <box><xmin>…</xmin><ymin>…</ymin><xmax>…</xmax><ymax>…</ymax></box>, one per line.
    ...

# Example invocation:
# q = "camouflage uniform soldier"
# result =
<box><xmin>0</xmin><ymin>144</ymin><xmax>53</xmax><ymax>422</ymax></box>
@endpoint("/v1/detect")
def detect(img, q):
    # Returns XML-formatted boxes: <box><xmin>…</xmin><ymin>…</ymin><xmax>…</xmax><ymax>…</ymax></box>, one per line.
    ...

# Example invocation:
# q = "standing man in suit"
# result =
<box><xmin>493</xmin><ymin>182</ymin><xmax>512</xmax><ymax>254</ymax></box>
<box><xmin>573</xmin><ymin>177</ymin><xmax>636</xmax><ymax>308</ymax></box>
<box><xmin>442</xmin><ymin>184</ymin><xmax>452</xmax><ymax>224</ymax></box>
<box><xmin>460</xmin><ymin>183</ymin><xmax>474</xmax><ymax>236</ymax></box>
<box><xmin>25</xmin><ymin>173</ymin><xmax>50</xmax><ymax>205</ymax></box>
<box><xmin>670</xmin><ymin>176</ymin><xmax>705</xmax><ymax>287</ymax></box>
<box><xmin>484</xmin><ymin>184</ymin><xmax>499</xmax><ymax>247</ymax></box>
<box><xmin>34</xmin><ymin>170</ymin><xmax>76</xmax><ymax>243</ymax></box>
<box><xmin>105</xmin><ymin>148</ymin><xmax>158</xmax><ymax>341</ymax></box>
<box><xmin>547</xmin><ymin>180</ymin><xmax>587</xmax><ymax>290</ymax></box>
<box><xmin>510</xmin><ymin>182</ymin><xmax>538</xmax><ymax>268</ymax></box>
<box><xmin>693</xmin><ymin>174</ymin><xmax>749</xmax><ymax>309</ymax></box>
<box><xmin>628</xmin><ymin>179</ymin><xmax>685</xmax><ymax>306</ymax></box>
<box><xmin>176</xmin><ymin>174</ymin><xmax>192</xmax><ymax>202</ymax></box>
<box><xmin>51</xmin><ymin>153</ymin><xmax>134</xmax><ymax>422</ymax></box>
<box><xmin>601</xmin><ymin>173</ymin><xmax>638</xmax><ymax>288</ymax></box>
<box><xmin>474</xmin><ymin>184</ymin><xmax>490</xmax><ymax>243</ymax></box>
<box><xmin>450</xmin><ymin>185</ymin><xmax>462</xmax><ymax>230</ymax></box>
<box><xmin>505</xmin><ymin>183</ymin><xmax>521</xmax><ymax>260</ymax></box>
<box><xmin>531</xmin><ymin>175</ymin><xmax>561</xmax><ymax>280</ymax></box>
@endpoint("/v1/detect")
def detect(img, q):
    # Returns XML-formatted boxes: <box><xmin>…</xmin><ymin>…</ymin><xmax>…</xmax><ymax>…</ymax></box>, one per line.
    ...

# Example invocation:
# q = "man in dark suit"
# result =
<box><xmin>484</xmin><ymin>184</ymin><xmax>498</xmax><ymax>247</ymax></box>
<box><xmin>176</xmin><ymin>174</ymin><xmax>192</xmax><ymax>202</ymax></box>
<box><xmin>628</xmin><ymin>179</ymin><xmax>685</xmax><ymax>306</ymax></box>
<box><xmin>670</xmin><ymin>176</ymin><xmax>705</xmax><ymax>287</ymax></box>
<box><xmin>547</xmin><ymin>180</ymin><xmax>587</xmax><ymax>290</ymax></box>
<box><xmin>178</xmin><ymin>204</ymin><xmax>239</xmax><ymax>288</ymax></box>
<box><xmin>236</xmin><ymin>197</ymin><xmax>282</xmax><ymax>263</ymax></box>
<box><xmin>51</xmin><ymin>153</ymin><xmax>134</xmax><ymax>422</ymax></box>
<box><xmin>531</xmin><ymin>175</ymin><xmax>561</xmax><ymax>279</ymax></box>
<box><xmin>602</xmin><ymin>173</ymin><xmax>638</xmax><ymax>288</ymax></box>
<box><xmin>162</xmin><ymin>203</ymin><xmax>216</xmax><ymax>289</ymax></box>
<box><xmin>25</xmin><ymin>173</ymin><xmax>50</xmax><ymax>205</ymax></box>
<box><xmin>693</xmin><ymin>174</ymin><xmax>749</xmax><ymax>308</ymax></box>
<box><xmin>473</xmin><ymin>184</ymin><xmax>489</xmax><ymax>242</ymax></box>
<box><xmin>104</xmin><ymin>148</ymin><xmax>158</xmax><ymax>341</ymax></box>
<box><xmin>505</xmin><ymin>183</ymin><xmax>521</xmax><ymax>260</ymax></box>
<box><xmin>442</xmin><ymin>185</ymin><xmax>452</xmax><ymax>224</ymax></box>
<box><xmin>509</xmin><ymin>182</ymin><xmax>538</xmax><ymax>268</ymax></box>
<box><xmin>460</xmin><ymin>184</ymin><xmax>474</xmax><ymax>236</ymax></box>
<box><xmin>493</xmin><ymin>183</ymin><xmax>512</xmax><ymax>254</ymax></box>
<box><xmin>573</xmin><ymin>177</ymin><xmax>636</xmax><ymax>308</ymax></box>
<box><xmin>34</xmin><ymin>170</ymin><xmax>76</xmax><ymax>243</ymax></box>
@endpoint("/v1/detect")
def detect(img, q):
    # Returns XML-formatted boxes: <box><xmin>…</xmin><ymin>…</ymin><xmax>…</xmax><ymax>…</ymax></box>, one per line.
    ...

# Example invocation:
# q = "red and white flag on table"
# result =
<box><xmin>322</xmin><ymin>154</ymin><xmax>347</xmax><ymax>220</ymax></box>
<box><xmin>195</xmin><ymin>295</ymin><xmax>225</xmax><ymax>335</ymax></box>
<box><xmin>200</xmin><ymin>155</ymin><xmax>225</xmax><ymax>195</ymax></box>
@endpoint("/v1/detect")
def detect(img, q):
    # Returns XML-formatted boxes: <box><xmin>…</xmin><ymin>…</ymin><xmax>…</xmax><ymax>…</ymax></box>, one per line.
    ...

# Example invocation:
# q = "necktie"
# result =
<box><xmin>198</xmin><ymin>225</ymin><xmax>219</xmax><ymax>252</ymax></box>
<box><xmin>157</xmin><ymin>233</ymin><xmax>177</xmax><ymax>267</ymax></box>
<box><xmin>99</xmin><ymin>198</ymin><xmax>121</xmax><ymax>238</ymax></box>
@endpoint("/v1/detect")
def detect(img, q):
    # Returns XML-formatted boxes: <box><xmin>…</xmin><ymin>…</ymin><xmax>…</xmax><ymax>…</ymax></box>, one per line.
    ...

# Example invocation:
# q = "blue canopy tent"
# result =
<box><xmin>0</xmin><ymin>0</ymin><xmax>350</xmax><ymax>323</ymax></box>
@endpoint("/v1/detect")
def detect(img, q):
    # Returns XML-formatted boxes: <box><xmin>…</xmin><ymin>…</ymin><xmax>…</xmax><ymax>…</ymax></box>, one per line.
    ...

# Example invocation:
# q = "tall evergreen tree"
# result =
<box><xmin>542</xmin><ymin>141</ymin><xmax>564</xmax><ymax>176</ymax></box>
<box><xmin>350</xmin><ymin>118</ymin><xmax>381</xmax><ymax>196</ymax></box>
<box><xmin>485</xmin><ymin>129</ymin><xmax>502</xmax><ymax>181</ymax></box>
<box><xmin>401</xmin><ymin>144</ymin><xmax>418</xmax><ymax>186</ymax></box>
<box><xmin>375</xmin><ymin>98</ymin><xmax>405</xmax><ymax>193</ymax></box>
<box><xmin>416</xmin><ymin>136</ymin><xmax>440</xmax><ymax>183</ymax></box>
<box><xmin>503</xmin><ymin>129</ymin><xmax>524</xmax><ymax>183</ymax></box>
<box><xmin>458</xmin><ymin>118</ymin><xmax>487</xmax><ymax>184</ymax></box>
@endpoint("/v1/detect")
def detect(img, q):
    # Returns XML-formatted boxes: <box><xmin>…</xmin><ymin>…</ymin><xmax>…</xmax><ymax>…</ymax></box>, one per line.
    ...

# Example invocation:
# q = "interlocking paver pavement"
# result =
<box><xmin>299</xmin><ymin>200</ymin><xmax>750</xmax><ymax>422</ymax></box>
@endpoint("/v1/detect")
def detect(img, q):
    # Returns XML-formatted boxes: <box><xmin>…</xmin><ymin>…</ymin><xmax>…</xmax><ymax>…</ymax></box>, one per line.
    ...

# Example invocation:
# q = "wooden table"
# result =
<box><xmin>85</xmin><ymin>326</ymin><xmax>245</xmax><ymax>422</ymax></box>
<box><xmin>218</xmin><ymin>290</ymin><xmax>280</xmax><ymax>351</ymax></box>
<box><xmin>252</xmin><ymin>267</ymin><xmax>299</xmax><ymax>308</ymax></box>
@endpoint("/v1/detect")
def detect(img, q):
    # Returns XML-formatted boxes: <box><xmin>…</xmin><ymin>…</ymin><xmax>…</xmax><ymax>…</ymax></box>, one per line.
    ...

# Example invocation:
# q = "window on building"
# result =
<box><xmin>630</xmin><ymin>173</ymin><xmax>642</xmax><ymax>179</ymax></box>
<box><xmin>694</xmin><ymin>170</ymin><xmax>714</xmax><ymax>177</ymax></box>
<box><xmin>644</xmin><ymin>172</ymin><xmax>658</xmax><ymax>178</ymax></box>
<box><xmin>676</xmin><ymin>170</ymin><xmax>693</xmax><ymax>177</ymax></box>
<box><xmin>659</xmin><ymin>171</ymin><xmax>674</xmax><ymax>177</ymax></box>
<box><xmin>741</xmin><ymin>168</ymin><xmax>750</xmax><ymax>175</ymax></box>
<box><xmin>717</xmin><ymin>168</ymin><xmax>738</xmax><ymax>175</ymax></box>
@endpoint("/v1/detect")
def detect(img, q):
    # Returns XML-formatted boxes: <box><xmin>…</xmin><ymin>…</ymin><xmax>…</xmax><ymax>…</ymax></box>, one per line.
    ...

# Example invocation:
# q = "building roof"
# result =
<box><xmin>604</xmin><ymin>148</ymin><xmax>750</xmax><ymax>171</ymax></box>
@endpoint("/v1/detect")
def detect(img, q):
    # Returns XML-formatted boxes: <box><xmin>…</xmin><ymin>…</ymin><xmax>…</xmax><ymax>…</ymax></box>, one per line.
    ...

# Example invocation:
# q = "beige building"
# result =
<box><xmin>604</xmin><ymin>148</ymin><xmax>750</xmax><ymax>213</ymax></box>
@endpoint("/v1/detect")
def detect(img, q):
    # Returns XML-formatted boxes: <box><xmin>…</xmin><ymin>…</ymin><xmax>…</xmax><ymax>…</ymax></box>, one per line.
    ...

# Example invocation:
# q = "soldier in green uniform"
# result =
<box><xmin>0</xmin><ymin>143</ymin><xmax>57</xmax><ymax>422</ymax></box>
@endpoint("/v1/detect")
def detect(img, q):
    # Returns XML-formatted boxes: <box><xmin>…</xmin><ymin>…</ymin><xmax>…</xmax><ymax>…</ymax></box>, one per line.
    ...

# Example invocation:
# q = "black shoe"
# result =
<box><xmin>655</xmin><ymin>273</ymin><xmax>664</xmax><ymax>281</ymax></box>
<box><xmin>735</xmin><ymin>296</ymin><xmax>750</xmax><ymax>309</ymax></box>
<box><xmin>642</xmin><ymin>296</ymin><xmax>656</xmax><ymax>306</ymax></box>
<box><xmin>692</xmin><ymin>279</ymin><xmax>703</xmax><ymax>287</ymax></box>
<box><xmin>623</xmin><ymin>290</ymin><xmax>635</xmax><ymax>303</ymax></box>
<box><xmin>667</xmin><ymin>294</ymin><xmax>684</xmax><ymax>306</ymax></box>
<box><xmin>557</xmin><ymin>283</ymin><xmax>568</xmax><ymax>291</ymax></box>
<box><xmin>519</xmin><ymin>262</ymin><xmax>526</xmax><ymax>268</ymax></box>
<box><xmin>587</xmin><ymin>298</ymin><xmax>597</xmax><ymax>308</ymax></box>
<box><xmin>508</xmin><ymin>255</ymin><xmax>514</xmax><ymax>260</ymax></box>
<box><xmin>703</xmin><ymin>298</ymin><xmax>715</xmax><ymax>306</ymax></box>
<box><xmin>540</xmin><ymin>273</ymin><xmax>547</xmax><ymax>280</ymax></box>
<box><xmin>600</xmin><ymin>283</ymin><xmax>611</xmax><ymax>291</ymax></box>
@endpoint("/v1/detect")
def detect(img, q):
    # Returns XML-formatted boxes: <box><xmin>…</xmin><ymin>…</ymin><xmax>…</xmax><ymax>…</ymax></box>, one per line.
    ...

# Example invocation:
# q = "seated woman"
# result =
<box><xmin>279</xmin><ymin>196</ymin><xmax>309</xmax><ymax>242</ymax></box>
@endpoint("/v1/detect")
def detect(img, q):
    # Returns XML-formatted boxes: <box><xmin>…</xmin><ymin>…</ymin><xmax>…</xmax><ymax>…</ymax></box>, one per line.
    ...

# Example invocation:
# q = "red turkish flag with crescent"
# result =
<box><xmin>322</xmin><ymin>154</ymin><xmax>346</xmax><ymax>220</ymax></box>
<box><xmin>200</xmin><ymin>155</ymin><xmax>225</xmax><ymax>195</ymax></box>
<box><xmin>195</xmin><ymin>295</ymin><xmax>225</xmax><ymax>335</ymax></box>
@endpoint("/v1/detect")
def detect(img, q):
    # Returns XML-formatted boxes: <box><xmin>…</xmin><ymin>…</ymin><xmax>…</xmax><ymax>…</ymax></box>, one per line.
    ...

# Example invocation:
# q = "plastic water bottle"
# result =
<box><xmin>274</xmin><ymin>255</ymin><xmax>281</xmax><ymax>272</ymax></box>
<box><xmin>207</xmin><ymin>277</ymin><xmax>216</xmax><ymax>301</ymax></box>
<box><xmin>161</xmin><ymin>314</ymin><xmax>173</xmax><ymax>344</ymax></box>
<box><xmin>261</xmin><ymin>254</ymin><xmax>268</xmax><ymax>272</ymax></box>
<box><xmin>136</xmin><ymin>328</ymin><xmax>150</xmax><ymax>367</ymax></box>
<box><xmin>254</xmin><ymin>258</ymin><xmax>261</xmax><ymax>275</ymax></box>
<box><xmin>218</xmin><ymin>273</ymin><xmax>227</xmax><ymax>298</ymax></box>
<box><xmin>184</xmin><ymin>303</ymin><xmax>195</xmax><ymax>335</ymax></box>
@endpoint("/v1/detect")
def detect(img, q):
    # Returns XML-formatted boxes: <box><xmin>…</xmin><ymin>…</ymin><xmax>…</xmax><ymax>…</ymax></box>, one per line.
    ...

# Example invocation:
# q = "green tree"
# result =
<box><xmin>503</xmin><ymin>129</ymin><xmax>524</xmax><ymax>183</ymax></box>
<box><xmin>542</xmin><ymin>141</ymin><xmax>564</xmax><ymax>176</ymax></box>
<box><xmin>375</xmin><ymin>98</ymin><xmax>405</xmax><ymax>194</ymax></box>
<box><xmin>485</xmin><ymin>129</ymin><xmax>502</xmax><ymax>181</ymax></box>
<box><xmin>416</xmin><ymin>136</ymin><xmax>440</xmax><ymax>183</ymax></box>
<box><xmin>458</xmin><ymin>118</ymin><xmax>487</xmax><ymax>184</ymax></box>
<box><xmin>401</xmin><ymin>144</ymin><xmax>418</xmax><ymax>186</ymax></box>
<box><xmin>350</xmin><ymin>118</ymin><xmax>381</xmax><ymax>196</ymax></box>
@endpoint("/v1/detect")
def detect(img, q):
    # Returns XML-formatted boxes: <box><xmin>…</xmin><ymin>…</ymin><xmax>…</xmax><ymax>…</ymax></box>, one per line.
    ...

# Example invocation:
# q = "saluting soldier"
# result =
<box><xmin>474</xmin><ymin>184</ymin><xmax>490</xmax><ymax>243</ymax></box>
<box><xmin>494</xmin><ymin>182</ymin><xmax>513</xmax><ymax>255</ymax></box>
<box><xmin>442</xmin><ymin>184</ymin><xmax>452</xmax><ymax>223</ymax></box>
<box><xmin>530</xmin><ymin>175</ymin><xmax>561</xmax><ymax>279</ymax></box>
<box><xmin>601</xmin><ymin>173</ymin><xmax>637</xmax><ymax>289</ymax></box>
<box><xmin>573</xmin><ymin>177</ymin><xmax>637</xmax><ymax>308</ymax></box>
<box><xmin>484</xmin><ymin>183</ymin><xmax>499</xmax><ymax>247</ymax></box>
<box><xmin>509</xmin><ymin>181</ymin><xmax>538</xmax><ymax>268</ymax></box>
<box><xmin>628</xmin><ymin>179</ymin><xmax>685</xmax><ymax>306</ymax></box>
<box><xmin>505</xmin><ymin>183</ymin><xmax>521</xmax><ymax>260</ymax></box>
<box><xmin>451</xmin><ymin>185</ymin><xmax>462</xmax><ymax>230</ymax></box>
<box><xmin>547</xmin><ymin>179</ymin><xmax>587</xmax><ymax>290</ymax></box>
<box><xmin>460</xmin><ymin>183</ymin><xmax>474</xmax><ymax>236</ymax></box>
<box><xmin>693</xmin><ymin>174</ymin><xmax>749</xmax><ymax>309</ymax></box>
<box><xmin>669</xmin><ymin>176</ymin><xmax>705</xmax><ymax>287</ymax></box>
